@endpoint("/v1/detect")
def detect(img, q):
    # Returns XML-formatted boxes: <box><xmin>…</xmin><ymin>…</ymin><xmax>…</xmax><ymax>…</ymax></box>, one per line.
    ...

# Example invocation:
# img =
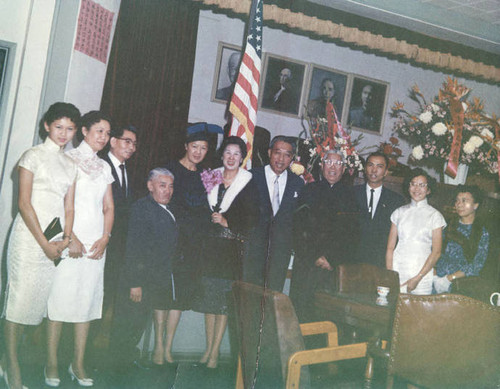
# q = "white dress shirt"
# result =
<box><xmin>366</xmin><ymin>184</ymin><xmax>382</xmax><ymax>218</ymax></box>
<box><xmin>265</xmin><ymin>165</ymin><xmax>288</xmax><ymax>206</ymax></box>
<box><xmin>108</xmin><ymin>151</ymin><xmax>127</xmax><ymax>188</ymax></box>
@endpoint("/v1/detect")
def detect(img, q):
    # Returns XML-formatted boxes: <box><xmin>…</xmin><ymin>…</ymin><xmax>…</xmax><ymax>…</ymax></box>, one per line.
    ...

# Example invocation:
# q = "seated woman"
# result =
<box><xmin>193</xmin><ymin>136</ymin><xmax>257</xmax><ymax>368</ymax></box>
<box><xmin>433</xmin><ymin>185</ymin><xmax>489</xmax><ymax>293</ymax></box>
<box><xmin>386</xmin><ymin>168</ymin><xmax>446</xmax><ymax>295</ymax></box>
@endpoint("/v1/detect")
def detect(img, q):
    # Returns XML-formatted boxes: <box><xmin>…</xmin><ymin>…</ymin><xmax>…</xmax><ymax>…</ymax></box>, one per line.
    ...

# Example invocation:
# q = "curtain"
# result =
<box><xmin>101</xmin><ymin>0</ymin><xmax>200</xmax><ymax>195</ymax></box>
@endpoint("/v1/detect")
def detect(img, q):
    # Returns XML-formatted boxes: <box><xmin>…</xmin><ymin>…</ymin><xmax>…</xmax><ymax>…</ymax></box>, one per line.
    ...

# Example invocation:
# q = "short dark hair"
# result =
<box><xmin>403</xmin><ymin>167</ymin><xmax>436</xmax><ymax>196</ymax></box>
<box><xmin>77</xmin><ymin>110</ymin><xmax>112</xmax><ymax>142</ymax></box>
<box><xmin>39</xmin><ymin>102</ymin><xmax>81</xmax><ymax>139</ymax></box>
<box><xmin>455</xmin><ymin>184</ymin><xmax>483</xmax><ymax>205</ymax></box>
<box><xmin>219</xmin><ymin>136</ymin><xmax>247</xmax><ymax>162</ymax></box>
<box><xmin>366</xmin><ymin>152</ymin><xmax>389</xmax><ymax>169</ymax></box>
<box><xmin>111</xmin><ymin>124</ymin><xmax>138</xmax><ymax>139</ymax></box>
<box><xmin>269</xmin><ymin>135</ymin><xmax>296</xmax><ymax>154</ymax></box>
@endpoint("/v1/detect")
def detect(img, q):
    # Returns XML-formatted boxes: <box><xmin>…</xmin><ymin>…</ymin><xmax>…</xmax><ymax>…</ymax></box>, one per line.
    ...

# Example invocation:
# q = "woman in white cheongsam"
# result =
<box><xmin>2</xmin><ymin>103</ymin><xmax>80</xmax><ymax>389</ymax></box>
<box><xmin>46</xmin><ymin>111</ymin><xmax>114</xmax><ymax>387</ymax></box>
<box><xmin>386</xmin><ymin>168</ymin><xmax>446</xmax><ymax>295</ymax></box>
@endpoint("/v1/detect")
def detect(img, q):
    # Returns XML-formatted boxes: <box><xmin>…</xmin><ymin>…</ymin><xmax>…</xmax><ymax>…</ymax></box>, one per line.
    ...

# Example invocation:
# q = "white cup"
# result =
<box><xmin>490</xmin><ymin>292</ymin><xmax>500</xmax><ymax>307</ymax></box>
<box><xmin>377</xmin><ymin>286</ymin><xmax>390</xmax><ymax>298</ymax></box>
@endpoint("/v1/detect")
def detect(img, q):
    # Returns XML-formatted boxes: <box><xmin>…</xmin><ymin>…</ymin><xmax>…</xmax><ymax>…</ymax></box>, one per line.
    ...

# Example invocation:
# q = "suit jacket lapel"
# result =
<box><xmin>373</xmin><ymin>186</ymin><xmax>387</xmax><ymax>220</ymax></box>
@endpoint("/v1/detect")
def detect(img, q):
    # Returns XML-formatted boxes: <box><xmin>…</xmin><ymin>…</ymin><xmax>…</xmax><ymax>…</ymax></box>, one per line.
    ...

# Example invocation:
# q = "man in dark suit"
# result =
<box><xmin>94</xmin><ymin>125</ymin><xmax>138</xmax><ymax>349</ymax></box>
<box><xmin>245</xmin><ymin>136</ymin><xmax>304</xmax><ymax>292</ymax></box>
<box><xmin>354</xmin><ymin>152</ymin><xmax>404</xmax><ymax>268</ymax></box>
<box><xmin>110</xmin><ymin>168</ymin><xmax>178</xmax><ymax>369</ymax></box>
<box><xmin>290</xmin><ymin>150</ymin><xmax>359</xmax><ymax>322</ymax></box>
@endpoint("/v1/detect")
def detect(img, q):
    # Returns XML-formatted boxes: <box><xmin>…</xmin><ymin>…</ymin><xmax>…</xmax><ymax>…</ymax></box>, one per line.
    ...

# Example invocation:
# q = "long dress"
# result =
<box><xmin>391</xmin><ymin>198</ymin><xmax>446</xmax><ymax>295</ymax></box>
<box><xmin>165</xmin><ymin>160</ymin><xmax>211</xmax><ymax>310</ymax></box>
<box><xmin>3</xmin><ymin>137</ymin><xmax>77</xmax><ymax>325</ymax></box>
<box><xmin>48</xmin><ymin>140</ymin><xmax>114</xmax><ymax>322</ymax></box>
<box><xmin>193</xmin><ymin>168</ymin><xmax>257</xmax><ymax>315</ymax></box>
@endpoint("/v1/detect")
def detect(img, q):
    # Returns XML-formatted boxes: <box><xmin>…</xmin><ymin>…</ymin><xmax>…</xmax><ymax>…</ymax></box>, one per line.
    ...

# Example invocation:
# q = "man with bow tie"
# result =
<box><xmin>354</xmin><ymin>152</ymin><xmax>404</xmax><ymax>268</ymax></box>
<box><xmin>244</xmin><ymin>136</ymin><xmax>304</xmax><ymax>292</ymax></box>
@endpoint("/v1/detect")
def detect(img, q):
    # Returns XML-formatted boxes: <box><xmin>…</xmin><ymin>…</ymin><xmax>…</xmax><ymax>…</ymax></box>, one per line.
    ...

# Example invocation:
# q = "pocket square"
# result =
<box><xmin>294</xmin><ymin>191</ymin><xmax>298</xmax><ymax>198</ymax></box>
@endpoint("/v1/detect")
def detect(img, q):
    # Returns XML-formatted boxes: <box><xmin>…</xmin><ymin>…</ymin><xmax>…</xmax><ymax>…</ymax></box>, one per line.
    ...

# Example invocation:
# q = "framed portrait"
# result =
<box><xmin>344</xmin><ymin>75</ymin><xmax>389</xmax><ymax>135</ymax></box>
<box><xmin>211</xmin><ymin>42</ymin><xmax>242</xmax><ymax>103</ymax></box>
<box><xmin>304</xmin><ymin>65</ymin><xmax>348</xmax><ymax>120</ymax></box>
<box><xmin>259</xmin><ymin>54</ymin><xmax>307</xmax><ymax>117</ymax></box>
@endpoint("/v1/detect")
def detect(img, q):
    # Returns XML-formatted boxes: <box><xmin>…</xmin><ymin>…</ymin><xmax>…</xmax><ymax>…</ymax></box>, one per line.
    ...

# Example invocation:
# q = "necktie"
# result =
<box><xmin>368</xmin><ymin>188</ymin><xmax>374</xmax><ymax>218</ymax></box>
<box><xmin>272</xmin><ymin>175</ymin><xmax>280</xmax><ymax>215</ymax></box>
<box><xmin>119</xmin><ymin>164</ymin><xmax>127</xmax><ymax>198</ymax></box>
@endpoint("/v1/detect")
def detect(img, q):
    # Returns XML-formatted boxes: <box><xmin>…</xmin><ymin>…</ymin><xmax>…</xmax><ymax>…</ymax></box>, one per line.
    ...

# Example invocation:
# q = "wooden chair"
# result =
<box><xmin>365</xmin><ymin>293</ymin><xmax>500</xmax><ymax>389</ymax></box>
<box><xmin>233</xmin><ymin>281</ymin><xmax>369</xmax><ymax>389</ymax></box>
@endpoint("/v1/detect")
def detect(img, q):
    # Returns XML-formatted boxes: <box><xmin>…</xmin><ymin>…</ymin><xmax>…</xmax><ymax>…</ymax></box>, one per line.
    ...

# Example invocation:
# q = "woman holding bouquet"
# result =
<box><xmin>2</xmin><ymin>102</ymin><xmax>80</xmax><ymax>389</ymax></box>
<box><xmin>386</xmin><ymin>168</ymin><xmax>446</xmax><ymax>294</ymax></box>
<box><xmin>193</xmin><ymin>136</ymin><xmax>257</xmax><ymax>368</ymax></box>
<box><xmin>46</xmin><ymin>111</ymin><xmax>114</xmax><ymax>387</ymax></box>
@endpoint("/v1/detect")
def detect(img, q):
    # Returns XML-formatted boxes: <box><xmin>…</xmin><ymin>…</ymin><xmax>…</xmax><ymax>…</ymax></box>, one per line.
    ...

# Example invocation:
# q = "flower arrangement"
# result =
<box><xmin>200</xmin><ymin>168</ymin><xmax>223</xmax><ymax>193</ymax></box>
<box><xmin>391</xmin><ymin>78</ymin><xmax>499</xmax><ymax>176</ymax></box>
<box><xmin>296</xmin><ymin>102</ymin><xmax>363</xmax><ymax>182</ymax></box>
<box><xmin>369</xmin><ymin>136</ymin><xmax>403</xmax><ymax>169</ymax></box>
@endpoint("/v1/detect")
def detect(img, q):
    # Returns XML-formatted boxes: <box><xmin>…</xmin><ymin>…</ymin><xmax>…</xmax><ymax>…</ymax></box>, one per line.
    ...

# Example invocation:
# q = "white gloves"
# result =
<box><xmin>433</xmin><ymin>275</ymin><xmax>451</xmax><ymax>293</ymax></box>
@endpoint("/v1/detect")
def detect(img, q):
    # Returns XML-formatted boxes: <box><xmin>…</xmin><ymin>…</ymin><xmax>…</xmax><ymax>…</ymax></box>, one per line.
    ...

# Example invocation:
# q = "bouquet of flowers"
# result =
<box><xmin>391</xmin><ymin>77</ymin><xmax>499</xmax><ymax>177</ymax></box>
<box><xmin>200</xmin><ymin>168</ymin><xmax>223</xmax><ymax>194</ymax></box>
<box><xmin>296</xmin><ymin>102</ymin><xmax>363</xmax><ymax>182</ymax></box>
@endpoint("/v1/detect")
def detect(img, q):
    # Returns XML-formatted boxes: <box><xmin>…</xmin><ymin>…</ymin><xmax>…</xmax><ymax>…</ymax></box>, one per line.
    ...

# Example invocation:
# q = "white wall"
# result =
<box><xmin>0</xmin><ymin>0</ymin><xmax>120</xmax><ymax>283</ymax></box>
<box><xmin>189</xmin><ymin>10</ymin><xmax>500</xmax><ymax>166</ymax></box>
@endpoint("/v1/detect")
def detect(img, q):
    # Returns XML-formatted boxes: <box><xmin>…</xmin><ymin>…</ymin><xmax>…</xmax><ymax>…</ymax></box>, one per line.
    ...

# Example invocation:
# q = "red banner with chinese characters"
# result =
<box><xmin>74</xmin><ymin>0</ymin><xmax>114</xmax><ymax>64</ymax></box>
<box><xmin>445</xmin><ymin>97</ymin><xmax>465</xmax><ymax>179</ymax></box>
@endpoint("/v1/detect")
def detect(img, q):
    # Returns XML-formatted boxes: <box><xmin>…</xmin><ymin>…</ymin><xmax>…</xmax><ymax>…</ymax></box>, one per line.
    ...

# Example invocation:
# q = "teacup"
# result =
<box><xmin>377</xmin><ymin>286</ymin><xmax>390</xmax><ymax>298</ymax></box>
<box><xmin>490</xmin><ymin>292</ymin><xmax>500</xmax><ymax>307</ymax></box>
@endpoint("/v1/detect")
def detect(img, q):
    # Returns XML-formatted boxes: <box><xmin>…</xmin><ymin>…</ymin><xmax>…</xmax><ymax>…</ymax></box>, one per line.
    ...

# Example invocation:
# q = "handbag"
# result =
<box><xmin>43</xmin><ymin>217</ymin><xmax>63</xmax><ymax>266</ymax></box>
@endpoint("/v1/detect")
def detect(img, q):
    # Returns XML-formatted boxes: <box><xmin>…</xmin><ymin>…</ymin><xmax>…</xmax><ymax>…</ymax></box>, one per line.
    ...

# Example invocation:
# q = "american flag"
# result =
<box><xmin>228</xmin><ymin>0</ymin><xmax>263</xmax><ymax>168</ymax></box>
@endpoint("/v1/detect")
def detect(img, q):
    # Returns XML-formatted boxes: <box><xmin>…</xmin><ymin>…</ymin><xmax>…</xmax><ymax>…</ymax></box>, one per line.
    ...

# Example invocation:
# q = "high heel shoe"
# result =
<box><xmin>68</xmin><ymin>364</ymin><xmax>93</xmax><ymax>387</ymax></box>
<box><xmin>44</xmin><ymin>367</ymin><xmax>60</xmax><ymax>387</ymax></box>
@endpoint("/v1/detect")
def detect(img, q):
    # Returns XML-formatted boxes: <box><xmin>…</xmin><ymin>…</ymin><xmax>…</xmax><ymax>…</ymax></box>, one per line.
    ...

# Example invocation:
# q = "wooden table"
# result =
<box><xmin>315</xmin><ymin>291</ymin><xmax>398</xmax><ymax>340</ymax></box>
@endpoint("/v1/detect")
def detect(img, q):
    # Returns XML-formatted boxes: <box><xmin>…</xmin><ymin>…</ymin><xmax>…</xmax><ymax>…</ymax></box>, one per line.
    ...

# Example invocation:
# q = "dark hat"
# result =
<box><xmin>186</xmin><ymin>122</ymin><xmax>223</xmax><ymax>144</ymax></box>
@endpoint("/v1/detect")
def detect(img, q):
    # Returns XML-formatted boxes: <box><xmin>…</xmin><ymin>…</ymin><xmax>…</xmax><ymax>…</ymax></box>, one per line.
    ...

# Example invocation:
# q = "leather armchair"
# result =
<box><xmin>233</xmin><ymin>281</ymin><xmax>368</xmax><ymax>389</ymax></box>
<box><xmin>365</xmin><ymin>293</ymin><xmax>500</xmax><ymax>389</ymax></box>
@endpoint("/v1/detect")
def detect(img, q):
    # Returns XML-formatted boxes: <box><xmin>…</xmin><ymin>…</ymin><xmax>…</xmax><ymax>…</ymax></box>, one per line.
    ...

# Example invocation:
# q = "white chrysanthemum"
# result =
<box><xmin>431</xmin><ymin>122</ymin><xmax>447</xmax><ymax>136</ymax></box>
<box><xmin>309</xmin><ymin>148</ymin><xmax>316</xmax><ymax>157</ymax></box>
<box><xmin>303</xmin><ymin>139</ymin><xmax>310</xmax><ymax>145</ymax></box>
<box><xmin>480</xmin><ymin>128</ymin><xmax>494</xmax><ymax>139</ymax></box>
<box><xmin>419</xmin><ymin>111</ymin><xmax>432</xmax><ymax>124</ymax></box>
<box><xmin>412</xmin><ymin>145</ymin><xmax>424</xmax><ymax>160</ymax></box>
<box><xmin>431</xmin><ymin>104</ymin><xmax>440</xmax><ymax>113</ymax></box>
<box><xmin>463</xmin><ymin>141</ymin><xmax>475</xmax><ymax>154</ymax></box>
<box><xmin>469</xmin><ymin>135</ymin><xmax>484</xmax><ymax>147</ymax></box>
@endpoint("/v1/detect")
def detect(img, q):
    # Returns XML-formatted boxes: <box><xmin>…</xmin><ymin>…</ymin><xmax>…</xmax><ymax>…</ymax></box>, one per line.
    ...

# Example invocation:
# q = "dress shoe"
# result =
<box><xmin>68</xmin><ymin>364</ymin><xmax>93</xmax><ymax>387</ymax></box>
<box><xmin>44</xmin><ymin>367</ymin><xmax>60</xmax><ymax>387</ymax></box>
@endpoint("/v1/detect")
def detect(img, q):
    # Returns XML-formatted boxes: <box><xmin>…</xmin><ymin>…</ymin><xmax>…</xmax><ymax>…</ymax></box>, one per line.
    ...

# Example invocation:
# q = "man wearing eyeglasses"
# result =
<box><xmin>354</xmin><ymin>152</ymin><xmax>404</xmax><ymax>268</ymax></box>
<box><xmin>290</xmin><ymin>150</ymin><xmax>359</xmax><ymax>323</ymax></box>
<box><xmin>93</xmin><ymin>124</ymin><xmax>138</xmax><ymax>354</ymax></box>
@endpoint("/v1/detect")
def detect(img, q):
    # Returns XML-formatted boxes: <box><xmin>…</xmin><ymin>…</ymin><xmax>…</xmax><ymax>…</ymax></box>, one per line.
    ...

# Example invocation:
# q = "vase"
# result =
<box><xmin>443</xmin><ymin>162</ymin><xmax>468</xmax><ymax>185</ymax></box>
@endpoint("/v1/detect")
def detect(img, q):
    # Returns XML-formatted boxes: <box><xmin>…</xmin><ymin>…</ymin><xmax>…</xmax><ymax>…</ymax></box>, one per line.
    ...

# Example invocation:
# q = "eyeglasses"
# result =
<box><xmin>117</xmin><ymin>137</ymin><xmax>138</xmax><ymax>147</ymax></box>
<box><xmin>323</xmin><ymin>159</ymin><xmax>344</xmax><ymax>166</ymax></box>
<box><xmin>410</xmin><ymin>182</ymin><xmax>428</xmax><ymax>188</ymax></box>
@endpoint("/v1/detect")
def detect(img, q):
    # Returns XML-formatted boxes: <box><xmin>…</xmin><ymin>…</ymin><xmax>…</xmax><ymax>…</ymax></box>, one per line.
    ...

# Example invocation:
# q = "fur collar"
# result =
<box><xmin>208</xmin><ymin>167</ymin><xmax>252</xmax><ymax>213</ymax></box>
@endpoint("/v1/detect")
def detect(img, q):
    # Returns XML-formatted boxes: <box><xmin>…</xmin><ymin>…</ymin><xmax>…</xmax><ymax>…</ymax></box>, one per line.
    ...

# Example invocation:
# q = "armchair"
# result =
<box><xmin>233</xmin><ymin>281</ymin><xmax>369</xmax><ymax>389</ymax></box>
<box><xmin>365</xmin><ymin>293</ymin><xmax>500</xmax><ymax>389</ymax></box>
